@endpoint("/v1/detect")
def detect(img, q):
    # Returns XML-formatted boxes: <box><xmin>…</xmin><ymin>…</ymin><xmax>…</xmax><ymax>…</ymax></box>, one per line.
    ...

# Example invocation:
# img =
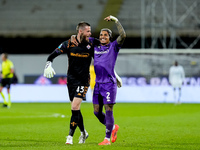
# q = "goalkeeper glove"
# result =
<box><xmin>44</xmin><ymin>61</ymin><xmax>56</xmax><ymax>78</ymax></box>
<box><xmin>114</xmin><ymin>70</ymin><xmax>122</xmax><ymax>88</ymax></box>
<box><xmin>110</xmin><ymin>15</ymin><xmax>118</xmax><ymax>23</ymax></box>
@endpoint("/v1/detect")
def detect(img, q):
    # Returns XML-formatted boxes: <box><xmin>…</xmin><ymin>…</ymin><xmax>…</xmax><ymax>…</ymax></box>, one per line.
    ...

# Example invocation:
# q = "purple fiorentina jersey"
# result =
<box><xmin>89</xmin><ymin>37</ymin><xmax>121</xmax><ymax>83</ymax></box>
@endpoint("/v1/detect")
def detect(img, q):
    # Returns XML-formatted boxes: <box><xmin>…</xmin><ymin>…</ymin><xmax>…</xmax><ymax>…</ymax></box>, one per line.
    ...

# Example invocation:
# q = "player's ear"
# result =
<box><xmin>80</xmin><ymin>28</ymin><xmax>84</xmax><ymax>33</ymax></box>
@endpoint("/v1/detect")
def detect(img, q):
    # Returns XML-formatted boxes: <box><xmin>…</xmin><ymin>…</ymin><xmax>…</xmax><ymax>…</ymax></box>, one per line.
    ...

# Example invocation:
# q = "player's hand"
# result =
<box><xmin>70</xmin><ymin>35</ymin><xmax>78</xmax><ymax>46</ymax></box>
<box><xmin>43</xmin><ymin>61</ymin><xmax>56</xmax><ymax>78</ymax></box>
<box><xmin>116</xmin><ymin>76</ymin><xmax>122</xmax><ymax>88</ymax></box>
<box><xmin>114</xmin><ymin>70</ymin><xmax>122</xmax><ymax>88</ymax></box>
<box><xmin>104</xmin><ymin>15</ymin><xmax>118</xmax><ymax>23</ymax></box>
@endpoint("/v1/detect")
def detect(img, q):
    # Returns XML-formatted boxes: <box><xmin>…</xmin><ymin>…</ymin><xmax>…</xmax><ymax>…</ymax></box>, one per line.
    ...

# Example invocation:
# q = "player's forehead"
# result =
<box><xmin>82</xmin><ymin>26</ymin><xmax>91</xmax><ymax>31</ymax></box>
<box><xmin>100</xmin><ymin>30</ymin><xmax>109</xmax><ymax>35</ymax></box>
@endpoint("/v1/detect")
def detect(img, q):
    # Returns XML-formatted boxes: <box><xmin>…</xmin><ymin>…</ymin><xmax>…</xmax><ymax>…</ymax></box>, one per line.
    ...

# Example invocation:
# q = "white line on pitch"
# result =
<box><xmin>0</xmin><ymin>113</ymin><xmax>69</xmax><ymax>118</ymax></box>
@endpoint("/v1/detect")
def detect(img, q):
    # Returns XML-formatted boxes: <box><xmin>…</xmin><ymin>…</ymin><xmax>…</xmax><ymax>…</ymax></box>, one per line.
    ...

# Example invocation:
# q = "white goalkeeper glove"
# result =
<box><xmin>114</xmin><ymin>70</ymin><xmax>122</xmax><ymax>88</ymax></box>
<box><xmin>43</xmin><ymin>61</ymin><xmax>56</xmax><ymax>78</ymax></box>
<box><xmin>110</xmin><ymin>15</ymin><xmax>118</xmax><ymax>23</ymax></box>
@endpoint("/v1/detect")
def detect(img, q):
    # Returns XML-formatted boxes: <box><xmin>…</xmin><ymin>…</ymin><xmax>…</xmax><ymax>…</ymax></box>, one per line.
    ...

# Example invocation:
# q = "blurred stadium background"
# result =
<box><xmin>0</xmin><ymin>0</ymin><xmax>200</xmax><ymax>103</ymax></box>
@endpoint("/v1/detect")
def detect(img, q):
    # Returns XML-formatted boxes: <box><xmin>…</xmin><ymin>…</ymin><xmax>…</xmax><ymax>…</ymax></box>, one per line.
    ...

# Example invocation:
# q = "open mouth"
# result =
<box><xmin>100</xmin><ymin>39</ymin><xmax>106</xmax><ymax>42</ymax></box>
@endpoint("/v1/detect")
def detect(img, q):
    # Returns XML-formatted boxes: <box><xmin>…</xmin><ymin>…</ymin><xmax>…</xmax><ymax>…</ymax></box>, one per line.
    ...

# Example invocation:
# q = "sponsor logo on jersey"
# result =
<box><xmin>94</xmin><ymin>50</ymin><xmax>109</xmax><ymax>54</ymax></box>
<box><xmin>70</xmin><ymin>52</ymin><xmax>90</xmax><ymax>58</ymax></box>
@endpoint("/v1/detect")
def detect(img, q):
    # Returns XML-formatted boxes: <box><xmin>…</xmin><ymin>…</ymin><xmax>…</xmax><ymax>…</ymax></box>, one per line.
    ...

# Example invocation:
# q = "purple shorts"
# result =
<box><xmin>93</xmin><ymin>82</ymin><xmax>117</xmax><ymax>105</ymax></box>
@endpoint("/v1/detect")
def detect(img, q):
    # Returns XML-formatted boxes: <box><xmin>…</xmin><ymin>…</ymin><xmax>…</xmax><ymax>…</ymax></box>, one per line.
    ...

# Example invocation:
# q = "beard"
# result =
<box><xmin>80</xmin><ymin>33</ymin><xmax>89</xmax><ymax>43</ymax></box>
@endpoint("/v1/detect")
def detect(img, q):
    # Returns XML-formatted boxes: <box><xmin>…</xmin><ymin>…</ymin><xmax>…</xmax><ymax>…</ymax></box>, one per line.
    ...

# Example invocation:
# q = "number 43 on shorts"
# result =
<box><xmin>76</xmin><ymin>86</ymin><xmax>85</xmax><ymax>93</ymax></box>
<box><xmin>76</xmin><ymin>86</ymin><xmax>88</xmax><ymax>97</ymax></box>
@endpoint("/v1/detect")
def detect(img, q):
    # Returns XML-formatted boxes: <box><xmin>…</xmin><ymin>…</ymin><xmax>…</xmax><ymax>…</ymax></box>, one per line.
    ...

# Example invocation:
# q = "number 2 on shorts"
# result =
<box><xmin>106</xmin><ymin>92</ymin><xmax>111</xmax><ymax>102</ymax></box>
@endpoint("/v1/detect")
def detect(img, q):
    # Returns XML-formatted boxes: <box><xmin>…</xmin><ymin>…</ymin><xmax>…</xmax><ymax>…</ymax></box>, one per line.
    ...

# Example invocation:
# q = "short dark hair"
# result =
<box><xmin>76</xmin><ymin>21</ymin><xmax>90</xmax><ymax>33</ymax></box>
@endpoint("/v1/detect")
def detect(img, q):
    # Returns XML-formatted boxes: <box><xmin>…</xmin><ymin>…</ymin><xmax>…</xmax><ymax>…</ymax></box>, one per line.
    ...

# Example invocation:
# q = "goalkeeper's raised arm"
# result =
<box><xmin>104</xmin><ymin>15</ymin><xmax>126</xmax><ymax>45</ymax></box>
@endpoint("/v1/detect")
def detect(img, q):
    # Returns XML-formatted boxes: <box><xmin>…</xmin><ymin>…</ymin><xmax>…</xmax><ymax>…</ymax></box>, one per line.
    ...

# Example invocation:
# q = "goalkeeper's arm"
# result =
<box><xmin>43</xmin><ymin>50</ymin><xmax>60</xmax><ymax>78</ymax></box>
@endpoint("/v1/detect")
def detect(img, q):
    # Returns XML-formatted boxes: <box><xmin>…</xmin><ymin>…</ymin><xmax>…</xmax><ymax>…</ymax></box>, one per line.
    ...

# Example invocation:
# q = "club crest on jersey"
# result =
<box><xmin>86</xmin><ymin>44</ymin><xmax>91</xmax><ymax>49</ymax></box>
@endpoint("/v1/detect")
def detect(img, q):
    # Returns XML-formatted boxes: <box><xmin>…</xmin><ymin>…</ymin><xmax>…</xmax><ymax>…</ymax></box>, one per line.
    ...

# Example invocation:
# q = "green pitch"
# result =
<box><xmin>0</xmin><ymin>103</ymin><xmax>200</xmax><ymax>150</ymax></box>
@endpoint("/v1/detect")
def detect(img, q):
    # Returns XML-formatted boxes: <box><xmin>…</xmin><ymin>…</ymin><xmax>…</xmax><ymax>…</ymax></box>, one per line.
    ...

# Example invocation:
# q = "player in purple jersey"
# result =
<box><xmin>90</xmin><ymin>15</ymin><xmax>126</xmax><ymax>145</ymax></box>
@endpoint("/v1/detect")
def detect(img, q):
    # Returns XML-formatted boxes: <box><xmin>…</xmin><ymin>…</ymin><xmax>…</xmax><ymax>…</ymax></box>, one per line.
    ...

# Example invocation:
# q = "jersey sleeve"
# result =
<box><xmin>89</xmin><ymin>37</ymin><xmax>94</xmax><ymax>44</ymax></box>
<box><xmin>47</xmin><ymin>40</ymin><xmax>70</xmax><ymax>62</ymax></box>
<box><xmin>56</xmin><ymin>40</ymin><xmax>70</xmax><ymax>54</ymax></box>
<box><xmin>89</xmin><ymin>37</ymin><xmax>100</xmax><ymax>46</ymax></box>
<box><xmin>112</xmin><ymin>40</ymin><xmax>122</xmax><ymax>52</ymax></box>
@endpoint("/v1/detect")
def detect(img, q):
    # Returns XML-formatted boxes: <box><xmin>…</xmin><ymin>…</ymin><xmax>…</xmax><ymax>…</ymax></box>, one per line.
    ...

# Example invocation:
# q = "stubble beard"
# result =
<box><xmin>80</xmin><ymin>33</ymin><xmax>89</xmax><ymax>43</ymax></box>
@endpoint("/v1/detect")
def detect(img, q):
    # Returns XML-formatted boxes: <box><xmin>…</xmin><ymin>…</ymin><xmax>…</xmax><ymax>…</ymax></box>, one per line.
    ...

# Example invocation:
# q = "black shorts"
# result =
<box><xmin>0</xmin><ymin>78</ymin><xmax>12</xmax><ymax>88</ymax></box>
<box><xmin>67</xmin><ymin>84</ymin><xmax>89</xmax><ymax>102</ymax></box>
